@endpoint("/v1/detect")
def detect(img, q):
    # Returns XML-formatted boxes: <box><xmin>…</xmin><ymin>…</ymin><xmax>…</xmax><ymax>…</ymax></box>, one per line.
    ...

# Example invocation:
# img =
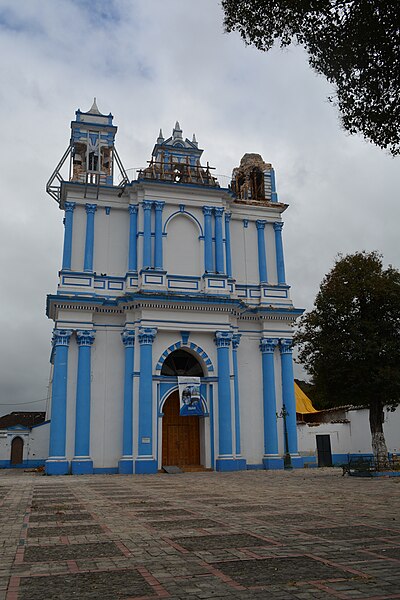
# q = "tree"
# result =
<box><xmin>294</xmin><ymin>251</ymin><xmax>400</xmax><ymax>465</ymax></box>
<box><xmin>222</xmin><ymin>0</ymin><xmax>400</xmax><ymax>155</ymax></box>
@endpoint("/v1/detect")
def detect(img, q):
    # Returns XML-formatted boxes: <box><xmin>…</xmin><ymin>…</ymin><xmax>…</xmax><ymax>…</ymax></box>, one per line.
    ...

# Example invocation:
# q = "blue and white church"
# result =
<box><xmin>44</xmin><ymin>100</ymin><xmax>304</xmax><ymax>475</ymax></box>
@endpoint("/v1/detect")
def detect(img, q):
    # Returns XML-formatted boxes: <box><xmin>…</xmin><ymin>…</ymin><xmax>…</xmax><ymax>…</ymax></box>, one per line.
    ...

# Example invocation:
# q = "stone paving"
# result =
<box><xmin>1</xmin><ymin>469</ymin><xmax>400</xmax><ymax>599</ymax></box>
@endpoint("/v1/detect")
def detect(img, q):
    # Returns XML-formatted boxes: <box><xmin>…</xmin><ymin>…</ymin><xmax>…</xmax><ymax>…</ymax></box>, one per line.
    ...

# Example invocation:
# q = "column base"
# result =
<box><xmin>236</xmin><ymin>458</ymin><xmax>247</xmax><ymax>470</ymax></box>
<box><xmin>71</xmin><ymin>459</ymin><xmax>93</xmax><ymax>475</ymax></box>
<box><xmin>216</xmin><ymin>458</ymin><xmax>239</xmax><ymax>472</ymax></box>
<box><xmin>45</xmin><ymin>459</ymin><xmax>70</xmax><ymax>475</ymax></box>
<box><xmin>135</xmin><ymin>459</ymin><xmax>158</xmax><ymax>474</ymax></box>
<box><xmin>118</xmin><ymin>459</ymin><xmax>134</xmax><ymax>474</ymax></box>
<box><xmin>263</xmin><ymin>456</ymin><xmax>284</xmax><ymax>470</ymax></box>
<box><xmin>290</xmin><ymin>455</ymin><xmax>304</xmax><ymax>469</ymax></box>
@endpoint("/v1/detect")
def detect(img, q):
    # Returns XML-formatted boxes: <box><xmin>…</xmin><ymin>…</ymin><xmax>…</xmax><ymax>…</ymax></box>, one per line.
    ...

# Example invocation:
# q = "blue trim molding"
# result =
<box><xmin>215</xmin><ymin>331</ymin><xmax>235</xmax><ymax>470</ymax></box>
<box><xmin>135</xmin><ymin>327</ymin><xmax>157</xmax><ymax>474</ymax></box>
<box><xmin>260</xmin><ymin>337</ymin><xmax>283</xmax><ymax>470</ymax></box>
<box><xmin>155</xmin><ymin>340</ymin><xmax>214</xmax><ymax>373</ymax></box>
<box><xmin>128</xmin><ymin>204</ymin><xmax>138</xmax><ymax>272</ymax></box>
<box><xmin>62</xmin><ymin>202</ymin><xmax>76</xmax><ymax>270</ymax></box>
<box><xmin>72</xmin><ymin>329</ymin><xmax>95</xmax><ymax>475</ymax></box>
<box><xmin>256</xmin><ymin>220</ymin><xmax>268</xmax><ymax>283</ymax></box>
<box><xmin>83</xmin><ymin>204</ymin><xmax>97</xmax><ymax>272</ymax></box>
<box><xmin>119</xmin><ymin>329</ymin><xmax>135</xmax><ymax>474</ymax></box>
<box><xmin>46</xmin><ymin>329</ymin><xmax>72</xmax><ymax>476</ymax></box>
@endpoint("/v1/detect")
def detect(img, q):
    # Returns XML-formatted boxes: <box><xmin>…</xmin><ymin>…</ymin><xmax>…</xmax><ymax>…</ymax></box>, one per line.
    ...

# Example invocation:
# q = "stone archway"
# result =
<box><xmin>10</xmin><ymin>436</ymin><xmax>23</xmax><ymax>465</ymax></box>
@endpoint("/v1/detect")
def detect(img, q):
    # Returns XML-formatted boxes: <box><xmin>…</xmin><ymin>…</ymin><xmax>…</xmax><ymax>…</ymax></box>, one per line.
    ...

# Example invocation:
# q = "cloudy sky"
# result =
<box><xmin>0</xmin><ymin>0</ymin><xmax>398</xmax><ymax>415</ymax></box>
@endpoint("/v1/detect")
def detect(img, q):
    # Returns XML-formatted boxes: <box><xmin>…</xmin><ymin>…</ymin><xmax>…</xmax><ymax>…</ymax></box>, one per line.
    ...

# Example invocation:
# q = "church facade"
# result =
<box><xmin>45</xmin><ymin>101</ymin><xmax>304</xmax><ymax>475</ymax></box>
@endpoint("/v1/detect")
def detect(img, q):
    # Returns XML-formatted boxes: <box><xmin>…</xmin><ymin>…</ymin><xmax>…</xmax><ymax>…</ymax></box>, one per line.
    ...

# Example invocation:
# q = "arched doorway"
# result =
<box><xmin>10</xmin><ymin>436</ymin><xmax>24</xmax><ymax>465</ymax></box>
<box><xmin>161</xmin><ymin>349</ymin><xmax>204</xmax><ymax>468</ymax></box>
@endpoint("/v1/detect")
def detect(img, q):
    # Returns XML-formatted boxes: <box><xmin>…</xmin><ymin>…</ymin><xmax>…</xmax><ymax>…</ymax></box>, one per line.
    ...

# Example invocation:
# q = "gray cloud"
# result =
<box><xmin>0</xmin><ymin>0</ymin><xmax>398</xmax><ymax>413</ymax></box>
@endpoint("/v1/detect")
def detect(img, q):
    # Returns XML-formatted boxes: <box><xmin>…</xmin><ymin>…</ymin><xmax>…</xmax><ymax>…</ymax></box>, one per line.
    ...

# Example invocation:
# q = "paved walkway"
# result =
<box><xmin>1</xmin><ymin>468</ymin><xmax>400</xmax><ymax>599</ymax></box>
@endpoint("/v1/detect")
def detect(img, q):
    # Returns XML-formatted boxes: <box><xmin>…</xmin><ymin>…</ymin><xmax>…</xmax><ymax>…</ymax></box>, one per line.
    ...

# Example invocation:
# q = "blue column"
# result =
<box><xmin>260</xmin><ymin>338</ymin><xmax>283</xmax><ymax>470</ymax></box>
<box><xmin>256</xmin><ymin>220</ymin><xmax>268</xmax><ymax>283</ymax></box>
<box><xmin>72</xmin><ymin>330</ymin><xmax>95</xmax><ymax>474</ymax></box>
<box><xmin>232</xmin><ymin>334</ymin><xmax>246</xmax><ymax>470</ymax></box>
<box><xmin>273</xmin><ymin>222</ymin><xmax>286</xmax><ymax>284</ymax></box>
<box><xmin>83</xmin><ymin>203</ymin><xmax>97</xmax><ymax>272</ymax></box>
<box><xmin>128</xmin><ymin>205</ymin><xmax>138</xmax><ymax>272</ymax></box>
<box><xmin>225</xmin><ymin>212</ymin><xmax>232</xmax><ymax>278</ymax></box>
<box><xmin>119</xmin><ymin>329</ymin><xmax>135</xmax><ymax>474</ymax></box>
<box><xmin>215</xmin><ymin>331</ymin><xmax>235</xmax><ymax>471</ymax></box>
<box><xmin>280</xmin><ymin>339</ymin><xmax>303</xmax><ymax>467</ymax></box>
<box><xmin>46</xmin><ymin>329</ymin><xmax>72</xmax><ymax>475</ymax></box>
<box><xmin>154</xmin><ymin>201</ymin><xmax>165</xmax><ymax>270</ymax></box>
<box><xmin>203</xmin><ymin>206</ymin><xmax>213</xmax><ymax>273</ymax></box>
<box><xmin>142</xmin><ymin>200</ymin><xmax>153</xmax><ymax>269</ymax></box>
<box><xmin>135</xmin><ymin>327</ymin><xmax>157</xmax><ymax>474</ymax></box>
<box><xmin>214</xmin><ymin>207</ymin><xmax>225</xmax><ymax>274</ymax></box>
<box><xmin>62</xmin><ymin>202</ymin><xmax>76</xmax><ymax>270</ymax></box>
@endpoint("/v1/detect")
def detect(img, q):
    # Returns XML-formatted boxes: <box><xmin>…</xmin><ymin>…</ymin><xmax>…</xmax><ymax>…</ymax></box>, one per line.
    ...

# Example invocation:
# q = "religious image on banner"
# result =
<box><xmin>178</xmin><ymin>376</ymin><xmax>204</xmax><ymax>416</ymax></box>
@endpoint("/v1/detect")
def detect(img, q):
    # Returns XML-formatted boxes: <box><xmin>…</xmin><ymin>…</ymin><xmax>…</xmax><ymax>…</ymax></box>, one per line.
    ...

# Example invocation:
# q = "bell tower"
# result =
<box><xmin>46</xmin><ymin>99</ymin><xmax>128</xmax><ymax>203</ymax></box>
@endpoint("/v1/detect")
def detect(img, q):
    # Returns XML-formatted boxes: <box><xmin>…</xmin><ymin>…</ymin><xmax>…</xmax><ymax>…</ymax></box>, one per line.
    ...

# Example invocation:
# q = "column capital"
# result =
<box><xmin>128</xmin><ymin>204</ymin><xmax>138</xmax><ymax>215</ymax></box>
<box><xmin>232</xmin><ymin>333</ymin><xmax>241</xmax><ymax>350</ymax></box>
<box><xmin>202</xmin><ymin>205</ymin><xmax>213</xmax><ymax>216</ymax></box>
<box><xmin>85</xmin><ymin>203</ymin><xmax>97</xmax><ymax>214</ymax></box>
<box><xmin>154</xmin><ymin>201</ymin><xmax>165</xmax><ymax>212</ymax></box>
<box><xmin>214</xmin><ymin>330</ymin><xmax>233</xmax><ymax>348</ymax></box>
<box><xmin>279</xmin><ymin>338</ymin><xmax>293</xmax><ymax>354</ymax></box>
<box><xmin>142</xmin><ymin>200</ymin><xmax>153</xmax><ymax>211</ymax></box>
<box><xmin>76</xmin><ymin>330</ymin><xmax>96</xmax><ymax>347</ymax></box>
<box><xmin>64</xmin><ymin>202</ymin><xmax>76</xmax><ymax>213</ymax></box>
<box><xmin>256</xmin><ymin>219</ymin><xmax>266</xmax><ymax>230</ymax></box>
<box><xmin>260</xmin><ymin>338</ymin><xmax>279</xmax><ymax>354</ymax></box>
<box><xmin>52</xmin><ymin>329</ymin><xmax>73</xmax><ymax>348</ymax></box>
<box><xmin>225</xmin><ymin>211</ymin><xmax>232</xmax><ymax>223</ymax></box>
<box><xmin>138</xmin><ymin>327</ymin><xmax>157</xmax><ymax>345</ymax></box>
<box><xmin>273</xmin><ymin>221</ymin><xmax>284</xmax><ymax>232</ymax></box>
<box><xmin>121</xmin><ymin>329</ymin><xmax>135</xmax><ymax>347</ymax></box>
<box><xmin>214</xmin><ymin>207</ymin><xmax>224</xmax><ymax>218</ymax></box>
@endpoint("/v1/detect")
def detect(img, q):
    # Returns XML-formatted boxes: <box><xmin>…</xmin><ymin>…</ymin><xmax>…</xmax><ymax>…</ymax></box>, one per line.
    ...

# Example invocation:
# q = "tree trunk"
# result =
<box><xmin>369</xmin><ymin>401</ymin><xmax>389</xmax><ymax>469</ymax></box>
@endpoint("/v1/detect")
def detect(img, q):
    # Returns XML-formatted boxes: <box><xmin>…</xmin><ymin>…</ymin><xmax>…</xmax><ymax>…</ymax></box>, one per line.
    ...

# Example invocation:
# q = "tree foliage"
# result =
<box><xmin>294</xmin><ymin>252</ymin><xmax>400</xmax><ymax>461</ymax></box>
<box><xmin>222</xmin><ymin>0</ymin><xmax>400</xmax><ymax>155</ymax></box>
<box><xmin>295</xmin><ymin>251</ymin><xmax>400</xmax><ymax>409</ymax></box>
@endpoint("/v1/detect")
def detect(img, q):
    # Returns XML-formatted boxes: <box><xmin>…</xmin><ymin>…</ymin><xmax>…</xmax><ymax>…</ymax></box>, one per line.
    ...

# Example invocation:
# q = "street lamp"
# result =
<box><xmin>277</xmin><ymin>405</ymin><xmax>292</xmax><ymax>469</ymax></box>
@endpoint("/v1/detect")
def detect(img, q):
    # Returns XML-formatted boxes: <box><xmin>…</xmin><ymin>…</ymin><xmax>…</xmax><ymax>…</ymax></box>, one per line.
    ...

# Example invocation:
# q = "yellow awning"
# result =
<box><xmin>295</xmin><ymin>382</ymin><xmax>319</xmax><ymax>414</ymax></box>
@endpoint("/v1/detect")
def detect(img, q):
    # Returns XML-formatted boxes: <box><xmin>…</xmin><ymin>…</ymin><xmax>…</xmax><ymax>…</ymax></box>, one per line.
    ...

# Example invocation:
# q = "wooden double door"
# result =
<box><xmin>162</xmin><ymin>391</ymin><xmax>201</xmax><ymax>467</ymax></box>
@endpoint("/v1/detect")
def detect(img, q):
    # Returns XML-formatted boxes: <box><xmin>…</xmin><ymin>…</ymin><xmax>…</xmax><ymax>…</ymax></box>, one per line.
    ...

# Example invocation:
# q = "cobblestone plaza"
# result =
<box><xmin>1</xmin><ymin>469</ymin><xmax>400</xmax><ymax>599</ymax></box>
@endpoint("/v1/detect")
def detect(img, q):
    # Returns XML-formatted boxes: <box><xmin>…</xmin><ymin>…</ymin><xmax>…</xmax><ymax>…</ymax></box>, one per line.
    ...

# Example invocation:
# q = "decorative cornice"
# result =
<box><xmin>273</xmin><ymin>222</ymin><xmax>284</xmax><ymax>232</ymax></box>
<box><xmin>232</xmin><ymin>333</ymin><xmax>241</xmax><ymax>350</ymax></box>
<box><xmin>260</xmin><ymin>337</ymin><xmax>279</xmax><ymax>354</ymax></box>
<box><xmin>121</xmin><ymin>329</ymin><xmax>135</xmax><ymax>347</ymax></box>
<box><xmin>154</xmin><ymin>201</ymin><xmax>165</xmax><ymax>212</ymax></box>
<box><xmin>64</xmin><ymin>202</ymin><xmax>76</xmax><ymax>213</ymax></box>
<box><xmin>85</xmin><ymin>203</ymin><xmax>97</xmax><ymax>214</ymax></box>
<box><xmin>202</xmin><ymin>206</ymin><xmax>213</xmax><ymax>216</ymax></box>
<box><xmin>52</xmin><ymin>329</ymin><xmax>73</xmax><ymax>348</ymax></box>
<box><xmin>138</xmin><ymin>327</ymin><xmax>157</xmax><ymax>345</ymax></box>
<box><xmin>214</xmin><ymin>207</ymin><xmax>224</xmax><ymax>218</ymax></box>
<box><xmin>214</xmin><ymin>330</ymin><xmax>233</xmax><ymax>348</ymax></box>
<box><xmin>279</xmin><ymin>338</ymin><xmax>293</xmax><ymax>354</ymax></box>
<box><xmin>256</xmin><ymin>219</ymin><xmax>266</xmax><ymax>230</ymax></box>
<box><xmin>76</xmin><ymin>330</ymin><xmax>96</xmax><ymax>347</ymax></box>
<box><xmin>128</xmin><ymin>204</ymin><xmax>138</xmax><ymax>215</ymax></box>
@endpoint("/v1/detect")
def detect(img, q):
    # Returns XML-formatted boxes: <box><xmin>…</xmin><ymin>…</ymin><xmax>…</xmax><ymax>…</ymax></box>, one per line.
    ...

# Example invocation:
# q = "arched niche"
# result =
<box><xmin>164</xmin><ymin>214</ymin><xmax>202</xmax><ymax>277</ymax></box>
